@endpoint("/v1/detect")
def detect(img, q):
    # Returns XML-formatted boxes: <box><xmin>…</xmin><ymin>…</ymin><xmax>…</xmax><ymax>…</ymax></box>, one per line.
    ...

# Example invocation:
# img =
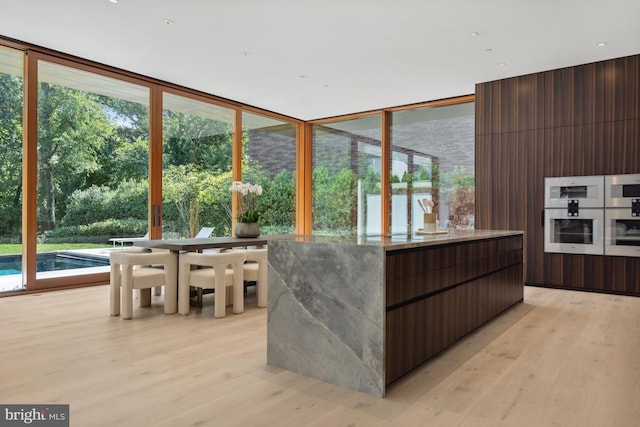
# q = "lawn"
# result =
<box><xmin>0</xmin><ymin>243</ymin><xmax>109</xmax><ymax>255</ymax></box>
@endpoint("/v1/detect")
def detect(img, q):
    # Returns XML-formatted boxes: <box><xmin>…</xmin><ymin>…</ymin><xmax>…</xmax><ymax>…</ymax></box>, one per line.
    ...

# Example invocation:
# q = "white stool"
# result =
<box><xmin>110</xmin><ymin>250</ymin><xmax>178</xmax><ymax>319</ymax></box>
<box><xmin>178</xmin><ymin>251</ymin><xmax>246</xmax><ymax>318</ymax></box>
<box><xmin>243</xmin><ymin>248</ymin><xmax>268</xmax><ymax>308</ymax></box>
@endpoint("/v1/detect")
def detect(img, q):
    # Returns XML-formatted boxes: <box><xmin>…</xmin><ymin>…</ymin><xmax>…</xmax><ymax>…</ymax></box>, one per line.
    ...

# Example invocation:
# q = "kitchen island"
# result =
<box><xmin>267</xmin><ymin>230</ymin><xmax>524</xmax><ymax>397</ymax></box>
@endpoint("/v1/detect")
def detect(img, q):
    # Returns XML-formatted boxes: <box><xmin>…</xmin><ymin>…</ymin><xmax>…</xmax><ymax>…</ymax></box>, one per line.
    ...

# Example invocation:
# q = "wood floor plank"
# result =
<box><xmin>1</xmin><ymin>285</ymin><xmax>639</xmax><ymax>426</ymax></box>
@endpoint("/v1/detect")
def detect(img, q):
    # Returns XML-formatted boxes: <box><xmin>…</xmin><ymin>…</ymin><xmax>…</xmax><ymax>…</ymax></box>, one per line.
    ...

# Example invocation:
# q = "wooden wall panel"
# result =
<box><xmin>599</xmin><ymin>55</ymin><xmax>640</xmax><ymax>123</ymax></box>
<box><xmin>544</xmin><ymin>63</ymin><xmax>598</xmax><ymax>128</ymax></box>
<box><xmin>603</xmin><ymin>118</ymin><xmax>640</xmax><ymax>175</ymax></box>
<box><xmin>476</xmin><ymin>53</ymin><xmax>640</xmax><ymax>296</ymax></box>
<box><xmin>476</xmin><ymin>129</ymin><xmax>544</xmax><ymax>284</ymax></box>
<box><xmin>524</xmin><ymin>130</ymin><xmax>546</xmax><ymax>285</ymax></box>
<box><xmin>475</xmin><ymin>80</ymin><xmax>495</xmax><ymax>137</ymax></box>
<box><xmin>544</xmin><ymin>124</ymin><xmax>604</xmax><ymax>177</ymax></box>
<box><xmin>474</xmin><ymin>133</ymin><xmax>493</xmax><ymax>229</ymax></box>
<box><xmin>476</xmin><ymin>73</ymin><xmax>545</xmax><ymax>136</ymax></box>
<box><xmin>476</xmin><ymin>132</ymin><xmax>526</xmax><ymax>230</ymax></box>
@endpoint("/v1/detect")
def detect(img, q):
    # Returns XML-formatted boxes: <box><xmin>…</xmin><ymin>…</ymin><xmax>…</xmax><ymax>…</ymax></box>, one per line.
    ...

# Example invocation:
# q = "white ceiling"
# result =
<box><xmin>1</xmin><ymin>0</ymin><xmax>640</xmax><ymax>121</ymax></box>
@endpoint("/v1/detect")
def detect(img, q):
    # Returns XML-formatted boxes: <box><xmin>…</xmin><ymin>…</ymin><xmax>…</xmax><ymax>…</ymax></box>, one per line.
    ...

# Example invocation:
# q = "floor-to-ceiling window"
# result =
<box><xmin>35</xmin><ymin>59</ymin><xmax>151</xmax><ymax>281</ymax></box>
<box><xmin>162</xmin><ymin>92</ymin><xmax>234</xmax><ymax>237</ymax></box>
<box><xmin>390</xmin><ymin>101</ymin><xmax>475</xmax><ymax>232</ymax></box>
<box><xmin>312</xmin><ymin>115</ymin><xmax>382</xmax><ymax>235</ymax></box>
<box><xmin>241</xmin><ymin>112</ymin><xmax>297</xmax><ymax>234</ymax></box>
<box><xmin>0</xmin><ymin>35</ymin><xmax>474</xmax><ymax>293</ymax></box>
<box><xmin>0</xmin><ymin>46</ymin><xmax>23</xmax><ymax>292</ymax></box>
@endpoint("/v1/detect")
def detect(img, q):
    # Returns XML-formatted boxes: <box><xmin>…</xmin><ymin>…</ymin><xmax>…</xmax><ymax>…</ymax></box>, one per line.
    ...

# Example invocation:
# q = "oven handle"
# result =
<box><xmin>541</xmin><ymin>209</ymin><xmax>545</xmax><ymax>227</ymax></box>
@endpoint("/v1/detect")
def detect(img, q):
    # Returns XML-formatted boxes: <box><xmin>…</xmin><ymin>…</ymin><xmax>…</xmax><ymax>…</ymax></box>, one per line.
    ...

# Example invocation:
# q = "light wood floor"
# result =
<box><xmin>1</xmin><ymin>285</ymin><xmax>639</xmax><ymax>427</ymax></box>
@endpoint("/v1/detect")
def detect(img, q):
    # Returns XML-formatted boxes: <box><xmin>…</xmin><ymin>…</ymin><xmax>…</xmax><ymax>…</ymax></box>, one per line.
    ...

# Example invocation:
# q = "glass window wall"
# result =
<box><xmin>36</xmin><ymin>60</ymin><xmax>150</xmax><ymax>280</ymax></box>
<box><xmin>162</xmin><ymin>93</ymin><xmax>234</xmax><ymax>237</ymax></box>
<box><xmin>242</xmin><ymin>112</ymin><xmax>297</xmax><ymax>234</ymax></box>
<box><xmin>312</xmin><ymin>115</ymin><xmax>381</xmax><ymax>235</ymax></box>
<box><xmin>0</xmin><ymin>46</ymin><xmax>24</xmax><ymax>291</ymax></box>
<box><xmin>390</xmin><ymin>102</ymin><xmax>475</xmax><ymax>233</ymax></box>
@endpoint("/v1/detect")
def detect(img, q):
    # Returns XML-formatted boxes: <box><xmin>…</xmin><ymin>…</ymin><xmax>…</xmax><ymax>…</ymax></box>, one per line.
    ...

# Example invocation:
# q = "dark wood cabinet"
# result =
<box><xmin>598</xmin><ymin>55</ymin><xmax>640</xmax><ymax>123</ymax></box>
<box><xmin>544</xmin><ymin>124</ymin><xmax>604</xmax><ymax>177</ymax></box>
<box><xmin>476</xmin><ymin>53</ymin><xmax>640</xmax><ymax>297</ymax></box>
<box><xmin>476</xmin><ymin>73</ymin><xmax>546</xmax><ymax>136</ymax></box>
<box><xmin>384</xmin><ymin>235</ymin><xmax>523</xmax><ymax>385</ymax></box>
<box><xmin>604</xmin><ymin>256</ymin><xmax>640</xmax><ymax>294</ymax></box>
<box><xmin>543</xmin><ymin>63</ymin><xmax>599</xmax><ymax>128</ymax></box>
<box><xmin>603</xmin><ymin>118</ymin><xmax>640</xmax><ymax>174</ymax></box>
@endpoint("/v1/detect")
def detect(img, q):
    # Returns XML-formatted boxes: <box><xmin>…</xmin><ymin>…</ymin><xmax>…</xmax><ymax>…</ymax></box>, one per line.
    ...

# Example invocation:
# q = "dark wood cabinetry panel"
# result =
<box><xmin>542</xmin><ymin>54</ymin><xmax>640</xmax><ymax>129</ymax></box>
<box><xmin>475</xmin><ymin>80</ymin><xmax>496</xmax><ymax>137</ymax></box>
<box><xmin>544</xmin><ymin>63</ymin><xmax>599</xmax><ymax>128</ymax></box>
<box><xmin>384</xmin><ymin>235</ymin><xmax>523</xmax><ymax>385</ymax></box>
<box><xmin>476</xmin><ymin>129</ymin><xmax>544</xmax><ymax>285</ymax></box>
<box><xmin>604</xmin><ymin>257</ymin><xmax>640</xmax><ymax>294</ymax></box>
<box><xmin>544</xmin><ymin>124</ymin><xmax>604</xmax><ymax>177</ymax></box>
<box><xmin>476</xmin><ymin>132</ymin><xmax>526</xmax><ymax>230</ymax></box>
<box><xmin>598</xmin><ymin>55</ymin><xmax>640</xmax><ymax>123</ymax></box>
<box><xmin>386</xmin><ymin>245</ymin><xmax>457</xmax><ymax>307</ymax></box>
<box><xmin>475</xmin><ymin>133</ymin><xmax>493</xmax><ymax>229</ymax></box>
<box><xmin>476</xmin><ymin>54</ymin><xmax>640</xmax><ymax>296</ymax></box>
<box><xmin>386</xmin><ymin>237</ymin><xmax>523</xmax><ymax>307</ymax></box>
<box><xmin>476</xmin><ymin>73</ymin><xmax>545</xmax><ymax>136</ymax></box>
<box><xmin>386</xmin><ymin>262</ymin><xmax>523</xmax><ymax>385</ymax></box>
<box><xmin>385</xmin><ymin>289</ymin><xmax>457</xmax><ymax>384</ymax></box>
<box><xmin>457</xmin><ymin>265</ymin><xmax>523</xmax><ymax>338</ymax></box>
<box><xmin>603</xmin><ymin>118</ymin><xmax>640</xmax><ymax>174</ymax></box>
<box><xmin>542</xmin><ymin>253</ymin><xmax>605</xmax><ymax>290</ymax></box>
<box><xmin>524</xmin><ymin>131</ymin><xmax>546</xmax><ymax>285</ymax></box>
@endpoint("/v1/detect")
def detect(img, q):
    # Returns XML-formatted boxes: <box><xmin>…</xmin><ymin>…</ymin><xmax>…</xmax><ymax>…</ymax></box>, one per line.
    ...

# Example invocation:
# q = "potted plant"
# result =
<box><xmin>230</xmin><ymin>180</ymin><xmax>263</xmax><ymax>238</ymax></box>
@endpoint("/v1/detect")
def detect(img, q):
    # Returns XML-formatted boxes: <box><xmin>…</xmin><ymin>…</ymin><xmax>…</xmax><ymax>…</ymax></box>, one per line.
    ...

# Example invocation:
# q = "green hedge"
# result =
<box><xmin>41</xmin><ymin>218</ymin><xmax>147</xmax><ymax>243</ymax></box>
<box><xmin>61</xmin><ymin>181</ymin><xmax>148</xmax><ymax>226</ymax></box>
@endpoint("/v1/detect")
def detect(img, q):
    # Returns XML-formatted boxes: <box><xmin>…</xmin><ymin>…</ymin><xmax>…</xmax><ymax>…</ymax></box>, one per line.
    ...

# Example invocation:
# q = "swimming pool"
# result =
<box><xmin>0</xmin><ymin>252</ymin><xmax>110</xmax><ymax>276</ymax></box>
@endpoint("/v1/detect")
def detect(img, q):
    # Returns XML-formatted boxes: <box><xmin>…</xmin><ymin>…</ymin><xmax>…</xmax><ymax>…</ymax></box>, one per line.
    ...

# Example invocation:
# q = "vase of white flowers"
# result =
<box><xmin>230</xmin><ymin>181</ymin><xmax>262</xmax><ymax>238</ymax></box>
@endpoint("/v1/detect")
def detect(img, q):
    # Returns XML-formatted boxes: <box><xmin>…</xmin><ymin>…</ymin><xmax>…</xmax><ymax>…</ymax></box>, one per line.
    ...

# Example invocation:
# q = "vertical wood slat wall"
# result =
<box><xmin>475</xmin><ymin>54</ymin><xmax>640</xmax><ymax>296</ymax></box>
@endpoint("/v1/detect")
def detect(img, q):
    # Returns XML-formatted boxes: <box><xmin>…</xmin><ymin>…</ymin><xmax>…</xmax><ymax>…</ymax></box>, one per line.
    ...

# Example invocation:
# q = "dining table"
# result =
<box><xmin>132</xmin><ymin>236</ymin><xmax>268</xmax><ymax>252</ymax></box>
<box><xmin>132</xmin><ymin>236</ymin><xmax>269</xmax><ymax>309</ymax></box>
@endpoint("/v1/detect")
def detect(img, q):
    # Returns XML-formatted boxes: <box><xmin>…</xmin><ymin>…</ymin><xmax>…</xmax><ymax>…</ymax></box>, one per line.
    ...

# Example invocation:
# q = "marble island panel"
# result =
<box><xmin>267</xmin><ymin>239</ymin><xmax>385</xmax><ymax>397</ymax></box>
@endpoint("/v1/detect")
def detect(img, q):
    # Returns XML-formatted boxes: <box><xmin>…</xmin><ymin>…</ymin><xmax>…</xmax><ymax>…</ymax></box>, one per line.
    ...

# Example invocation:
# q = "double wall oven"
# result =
<box><xmin>544</xmin><ymin>174</ymin><xmax>640</xmax><ymax>257</ymax></box>
<box><xmin>544</xmin><ymin>176</ymin><xmax>604</xmax><ymax>255</ymax></box>
<box><xmin>604</xmin><ymin>174</ymin><xmax>640</xmax><ymax>257</ymax></box>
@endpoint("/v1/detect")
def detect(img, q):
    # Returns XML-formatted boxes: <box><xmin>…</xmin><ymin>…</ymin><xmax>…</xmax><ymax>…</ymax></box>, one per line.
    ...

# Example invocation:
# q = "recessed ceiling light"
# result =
<box><xmin>597</xmin><ymin>42</ymin><xmax>608</xmax><ymax>47</ymax></box>
<box><xmin>163</xmin><ymin>18</ymin><xmax>174</xmax><ymax>25</ymax></box>
<box><xmin>485</xmin><ymin>48</ymin><xmax>493</xmax><ymax>52</ymax></box>
<box><xmin>241</xmin><ymin>51</ymin><xmax>250</xmax><ymax>56</ymax></box>
<box><xmin>469</xmin><ymin>32</ymin><xmax>480</xmax><ymax>37</ymax></box>
<box><xmin>498</xmin><ymin>62</ymin><xmax>507</xmax><ymax>66</ymax></box>
<box><xmin>109</xmin><ymin>0</ymin><xmax>119</xmax><ymax>3</ymax></box>
<box><xmin>299</xmin><ymin>75</ymin><xmax>308</xmax><ymax>79</ymax></box>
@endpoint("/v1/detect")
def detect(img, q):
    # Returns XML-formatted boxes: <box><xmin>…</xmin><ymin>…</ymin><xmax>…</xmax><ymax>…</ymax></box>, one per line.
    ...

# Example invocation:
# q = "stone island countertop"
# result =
<box><xmin>268</xmin><ymin>229</ymin><xmax>522</xmax><ymax>251</ymax></box>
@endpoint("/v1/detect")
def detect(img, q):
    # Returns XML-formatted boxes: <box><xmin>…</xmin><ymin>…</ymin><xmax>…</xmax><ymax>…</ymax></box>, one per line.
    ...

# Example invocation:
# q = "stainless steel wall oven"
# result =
<box><xmin>544</xmin><ymin>176</ymin><xmax>604</xmax><ymax>255</ymax></box>
<box><xmin>604</xmin><ymin>174</ymin><xmax>640</xmax><ymax>257</ymax></box>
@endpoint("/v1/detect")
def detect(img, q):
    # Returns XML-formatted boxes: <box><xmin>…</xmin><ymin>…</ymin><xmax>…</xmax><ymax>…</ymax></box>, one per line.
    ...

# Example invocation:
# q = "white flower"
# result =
<box><xmin>230</xmin><ymin>181</ymin><xmax>263</xmax><ymax>223</ymax></box>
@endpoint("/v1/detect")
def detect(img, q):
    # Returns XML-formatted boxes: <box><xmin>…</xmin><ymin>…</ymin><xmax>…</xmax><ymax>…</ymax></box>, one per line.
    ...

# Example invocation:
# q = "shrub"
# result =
<box><xmin>61</xmin><ymin>180</ymin><xmax>148</xmax><ymax>226</ymax></box>
<box><xmin>41</xmin><ymin>218</ymin><xmax>147</xmax><ymax>243</ymax></box>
